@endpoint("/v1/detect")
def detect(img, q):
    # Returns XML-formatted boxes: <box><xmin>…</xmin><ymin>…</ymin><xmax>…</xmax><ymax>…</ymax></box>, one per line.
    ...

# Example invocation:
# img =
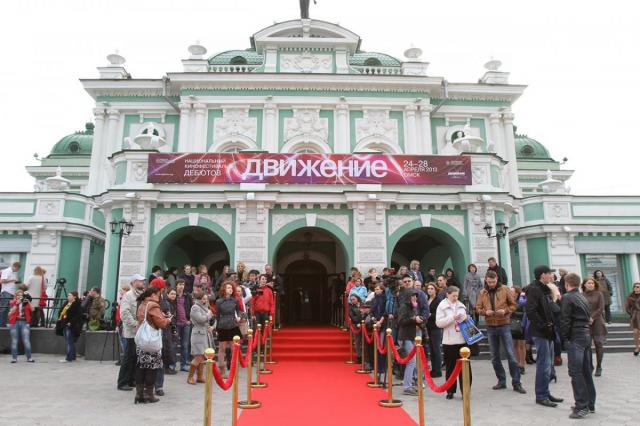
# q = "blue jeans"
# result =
<box><xmin>401</xmin><ymin>339</ymin><xmax>417</xmax><ymax>390</ymax></box>
<box><xmin>9</xmin><ymin>320</ymin><xmax>32</xmax><ymax>360</ymax></box>
<box><xmin>566</xmin><ymin>333</ymin><xmax>596</xmax><ymax>410</ymax></box>
<box><xmin>155</xmin><ymin>364</ymin><xmax>165</xmax><ymax>390</ymax></box>
<box><xmin>0</xmin><ymin>291</ymin><xmax>13</xmax><ymax>327</ymax></box>
<box><xmin>64</xmin><ymin>326</ymin><xmax>76</xmax><ymax>361</ymax></box>
<box><xmin>532</xmin><ymin>336</ymin><xmax>553</xmax><ymax>400</ymax></box>
<box><xmin>487</xmin><ymin>325</ymin><xmax>521</xmax><ymax>386</ymax></box>
<box><xmin>117</xmin><ymin>326</ymin><xmax>127</xmax><ymax>362</ymax></box>
<box><xmin>427</xmin><ymin>327</ymin><xmax>443</xmax><ymax>375</ymax></box>
<box><xmin>177</xmin><ymin>324</ymin><xmax>191</xmax><ymax>368</ymax></box>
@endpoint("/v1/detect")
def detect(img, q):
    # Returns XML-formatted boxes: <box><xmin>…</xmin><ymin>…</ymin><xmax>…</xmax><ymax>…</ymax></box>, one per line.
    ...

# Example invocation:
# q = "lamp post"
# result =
<box><xmin>483</xmin><ymin>222</ymin><xmax>508</xmax><ymax>268</ymax></box>
<box><xmin>109</xmin><ymin>219</ymin><xmax>134</xmax><ymax>303</ymax></box>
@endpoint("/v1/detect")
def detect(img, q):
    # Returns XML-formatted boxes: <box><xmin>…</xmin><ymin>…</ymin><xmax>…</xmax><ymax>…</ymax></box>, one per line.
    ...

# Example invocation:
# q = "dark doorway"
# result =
<box><xmin>283</xmin><ymin>259</ymin><xmax>329</xmax><ymax>324</ymax></box>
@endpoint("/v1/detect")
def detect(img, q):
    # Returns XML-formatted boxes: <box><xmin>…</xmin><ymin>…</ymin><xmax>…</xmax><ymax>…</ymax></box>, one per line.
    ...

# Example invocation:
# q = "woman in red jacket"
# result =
<box><xmin>251</xmin><ymin>274</ymin><xmax>275</xmax><ymax>327</ymax></box>
<box><xmin>9</xmin><ymin>290</ymin><xmax>34</xmax><ymax>363</ymax></box>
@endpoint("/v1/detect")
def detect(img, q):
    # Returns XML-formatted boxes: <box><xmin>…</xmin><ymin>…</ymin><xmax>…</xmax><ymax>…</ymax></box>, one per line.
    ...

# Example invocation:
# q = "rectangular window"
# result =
<box><xmin>584</xmin><ymin>254</ymin><xmax>622</xmax><ymax>312</ymax></box>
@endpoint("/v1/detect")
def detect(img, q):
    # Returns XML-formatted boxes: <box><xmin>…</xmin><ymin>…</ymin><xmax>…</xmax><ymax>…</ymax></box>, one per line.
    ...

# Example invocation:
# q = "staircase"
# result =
<box><xmin>270</xmin><ymin>326</ymin><xmax>350</xmax><ymax>362</ymax></box>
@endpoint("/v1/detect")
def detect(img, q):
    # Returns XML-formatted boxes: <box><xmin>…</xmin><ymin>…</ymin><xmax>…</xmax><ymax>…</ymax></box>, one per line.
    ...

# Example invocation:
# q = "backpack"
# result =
<box><xmin>134</xmin><ymin>303</ymin><xmax>162</xmax><ymax>353</ymax></box>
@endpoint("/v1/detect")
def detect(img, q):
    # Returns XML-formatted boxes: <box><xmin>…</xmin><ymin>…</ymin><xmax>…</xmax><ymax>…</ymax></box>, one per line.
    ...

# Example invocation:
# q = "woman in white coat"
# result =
<box><xmin>436</xmin><ymin>286</ymin><xmax>473</xmax><ymax>399</ymax></box>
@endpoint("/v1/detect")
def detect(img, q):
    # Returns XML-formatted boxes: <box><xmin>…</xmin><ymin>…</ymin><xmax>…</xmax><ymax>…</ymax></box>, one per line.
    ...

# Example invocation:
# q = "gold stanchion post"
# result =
<box><xmin>345</xmin><ymin>322</ymin><xmax>356</xmax><ymax>364</ymax></box>
<box><xmin>367</xmin><ymin>324</ymin><xmax>383</xmax><ymax>388</ymax></box>
<box><xmin>252</xmin><ymin>324</ymin><xmax>267</xmax><ymax>388</ymax></box>
<box><xmin>203</xmin><ymin>347</ymin><xmax>215</xmax><ymax>426</ymax></box>
<box><xmin>260</xmin><ymin>320</ymin><xmax>273</xmax><ymax>375</ymax></box>
<box><xmin>238</xmin><ymin>329</ymin><xmax>261</xmax><ymax>409</ymax></box>
<box><xmin>355</xmin><ymin>321</ymin><xmax>368</xmax><ymax>374</ymax></box>
<box><xmin>415</xmin><ymin>336</ymin><xmax>425</xmax><ymax>426</ymax></box>
<box><xmin>379</xmin><ymin>328</ymin><xmax>402</xmax><ymax>408</ymax></box>
<box><xmin>266</xmin><ymin>319</ymin><xmax>277</xmax><ymax>364</ymax></box>
<box><xmin>341</xmin><ymin>293</ymin><xmax>348</xmax><ymax>331</ymax></box>
<box><xmin>231</xmin><ymin>336</ymin><xmax>241</xmax><ymax>426</ymax></box>
<box><xmin>460</xmin><ymin>347</ymin><xmax>471</xmax><ymax>426</ymax></box>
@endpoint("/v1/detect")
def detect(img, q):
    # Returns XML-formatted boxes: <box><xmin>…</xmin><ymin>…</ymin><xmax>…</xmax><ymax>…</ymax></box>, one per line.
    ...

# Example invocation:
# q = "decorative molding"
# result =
<box><xmin>200</xmin><ymin>214</ymin><xmax>233</xmax><ymax>234</ymax></box>
<box><xmin>131</xmin><ymin>162</ymin><xmax>147</xmax><ymax>182</ymax></box>
<box><xmin>280</xmin><ymin>51</ymin><xmax>332</xmax><ymax>73</ymax></box>
<box><xmin>154</xmin><ymin>214</ymin><xmax>185</xmax><ymax>235</ymax></box>
<box><xmin>433</xmin><ymin>214</ymin><xmax>465</xmax><ymax>235</ymax></box>
<box><xmin>214</xmin><ymin>108</ymin><xmax>258</xmax><ymax>144</ymax></box>
<box><xmin>355</xmin><ymin>109</ymin><xmax>398</xmax><ymax>144</ymax></box>
<box><xmin>472</xmin><ymin>165</ymin><xmax>489</xmax><ymax>185</ymax></box>
<box><xmin>284</xmin><ymin>108</ymin><xmax>328</xmax><ymax>142</ymax></box>
<box><xmin>388</xmin><ymin>214</ymin><xmax>418</xmax><ymax>236</ymax></box>
<box><xmin>271</xmin><ymin>214</ymin><xmax>304</xmax><ymax>235</ymax></box>
<box><xmin>38</xmin><ymin>200</ymin><xmax>61</xmax><ymax>216</ymax></box>
<box><xmin>317</xmin><ymin>214</ymin><xmax>350</xmax><ymax>235</ymax></box>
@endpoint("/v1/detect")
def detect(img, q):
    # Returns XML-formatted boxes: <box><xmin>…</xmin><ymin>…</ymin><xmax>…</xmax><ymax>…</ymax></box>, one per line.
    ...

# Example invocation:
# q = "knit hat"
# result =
<box><xmin>150</xmin><ymin>278</ymin><xmax>166</xmax><ymax>289</ymax></box>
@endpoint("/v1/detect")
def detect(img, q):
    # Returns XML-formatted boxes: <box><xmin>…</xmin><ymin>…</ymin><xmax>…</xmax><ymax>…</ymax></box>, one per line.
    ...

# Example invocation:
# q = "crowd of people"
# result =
<box><xmin>114</xmin><ymin>263</ymin><xmax>280</xmax><ymax>404</ymax></box>
<box><xmin>343</xmin><ymin>258</ymin><xmax>640</xmax><ymax>419</ymax></box>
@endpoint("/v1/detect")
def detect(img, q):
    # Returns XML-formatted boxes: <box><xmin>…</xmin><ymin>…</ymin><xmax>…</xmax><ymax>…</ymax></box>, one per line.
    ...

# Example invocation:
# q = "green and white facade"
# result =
<box><xmin>1</xmin><ymin>19</ymin><xmax>639</xmax><ymax>312</ymax></box>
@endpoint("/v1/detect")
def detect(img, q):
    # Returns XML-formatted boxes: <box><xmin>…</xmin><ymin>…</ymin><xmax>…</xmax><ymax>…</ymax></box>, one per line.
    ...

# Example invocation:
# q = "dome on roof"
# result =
<box><xmin>515</xmin><ymin>134</ymin><xmax>552</xmax><ymax>160</ymax></box>
<box><xmin>350</xmin><ymin>52</ymin><xmax>401</xmax><ymax>67</ymax></box>
<box><xmin>208</xmin><ymin>49</ymin><xmax>264</xmax><ymax>65</ymax></box>
<box><xmin>49</xmin><ymin>123</ymin><xmax>94</xmax><ymax>157</ymax></box>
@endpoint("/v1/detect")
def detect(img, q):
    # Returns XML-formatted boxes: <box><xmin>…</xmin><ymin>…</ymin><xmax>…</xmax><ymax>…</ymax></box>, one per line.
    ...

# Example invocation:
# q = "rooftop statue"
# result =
<box><xmin>300</xmin><ymin>0</ymin><xmax>317</xmax><ymax>19</ymax></box>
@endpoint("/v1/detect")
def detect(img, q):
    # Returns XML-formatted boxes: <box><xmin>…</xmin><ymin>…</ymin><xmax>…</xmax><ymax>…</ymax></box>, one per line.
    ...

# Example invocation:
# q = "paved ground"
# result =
<box><xmin>0</xmin><ymin>352</ymin><xmax>638</xmax><ymax>425</ymax></box>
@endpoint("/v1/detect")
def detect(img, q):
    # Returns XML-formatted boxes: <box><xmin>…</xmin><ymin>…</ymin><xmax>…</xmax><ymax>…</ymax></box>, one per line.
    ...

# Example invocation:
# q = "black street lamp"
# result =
<box><xmin>109</xmin><ymin>219</ymin><xmax>134</xmax><ymax>304</ymax></box>
<box><xmin>484</xmin><ymin>222</ymin><xmax>508</xmax><ymax>268</ymax></box>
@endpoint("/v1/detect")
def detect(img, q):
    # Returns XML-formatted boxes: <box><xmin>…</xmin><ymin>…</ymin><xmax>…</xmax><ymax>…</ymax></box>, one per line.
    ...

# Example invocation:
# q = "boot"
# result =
<box><xmin>525</xmin><ymin>348</ymin><xmax>535</xmax><ymax>365</ymax></box>
<box><xmin>134</xmin><ymin>384</ymin><xmax>145</xmax><ymax>404</ymax></box>
<box><xmin>143</xmin><ymin>386</ymin><xmax>159</xmax><ymax>403</ymax></box>
<box><xmin>197</xmin><ymin>363</ymin><xmax>206</xmax><ymax>383</ymax></box>
<box><xmin>187</xmin><ymin>364</ymin><xmax>197</xmax><ymax>385</ymax></box>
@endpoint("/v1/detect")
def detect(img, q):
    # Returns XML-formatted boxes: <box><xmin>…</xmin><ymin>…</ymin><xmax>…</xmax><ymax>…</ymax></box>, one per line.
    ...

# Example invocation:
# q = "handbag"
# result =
<box><xmin>457</xmin><ymin>316</ymin><xmax>485</xmax><ymax>345</ymax></box>
<box><xmin>55</xmin><ymin>319</ymin><xmax>64</xmax><ymax>336</ymax></box>
<box><xmin>134</xmin><ymin>303</ymin><xmax>162</xmax><ymax>353</ymax></box>
<box><xmin>510</xmin><ymin>316</ymin><xmax>524</xmax><ymax>339</ymax></box>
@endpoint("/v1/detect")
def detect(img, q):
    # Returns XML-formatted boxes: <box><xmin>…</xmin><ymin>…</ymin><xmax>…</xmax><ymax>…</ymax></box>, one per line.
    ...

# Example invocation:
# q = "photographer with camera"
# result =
<box><xmin>0</xmin><ymin>261</ymin><xmax>21</xmax><ymax>327</ymax></box>
<box><xmin>525</xmin><ymin>265</ymin><xmax>564</xmax><ymax>408</ymax></box>
<box><xmin>8</xmin><ymin>289</ymin><xmax>34</xmax><ymax>363</ymax></box>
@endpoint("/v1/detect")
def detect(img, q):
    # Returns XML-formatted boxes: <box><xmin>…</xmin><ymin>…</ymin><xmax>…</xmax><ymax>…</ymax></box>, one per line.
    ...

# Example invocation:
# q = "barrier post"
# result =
<box><xmin>367</xmin><ymin>324</ymin><xmax>383</xmax><ymax>388</ymax></box>
<box><xmin>260</xmin><ymin>321</ymin><xmax>273</xmax><ymax>374</ymax></box>
<box><xmin>252</xmin><ymin>325</ymin><xmax>267</xmax><ymax>388</ymax></box>
<box><xmin>203</xmin><ymin>347</ymin><xmax>215</xmax><ymax>426</ymax></box>
<box><xmin>415</xmin><ymin>336</ymin><xmax>425</xmax><ymax>426</ymax></box>
<box><xmin>379</xmin><ymin>328</ymin><xmax>402</xmax><ymax>408</ymax></box>
<box><xmin>346</xmin><ymin>323</ymin><xmax>356</xmax><ymax>364</ymax></box>
<box><xmin>460</xmin><ymin>347</ymin><xmax>471</xmax><ymax>426</ymax></box>
<box><xmin>266</xmin><ymin>320</ymin><xmax>277</xmax><ymax>364</ymax></box>
<box><xmin>340</xmin><ymin>294</ymin><xmax>348</xmax><ymax>331</ymax></box>
<box><xmin>239</xmin><ymin>329</ymin><xmax>261</xmax><ymax>409</ymax></box>
<box><xmin>231</xmin><ymin>336</ymin><xmax>241</xmax><ymax>426</ymax></box>
<box><xmin>355</xmin><ymin>321</ymin><xmax>368</xmax><ymax>374</ymax></box>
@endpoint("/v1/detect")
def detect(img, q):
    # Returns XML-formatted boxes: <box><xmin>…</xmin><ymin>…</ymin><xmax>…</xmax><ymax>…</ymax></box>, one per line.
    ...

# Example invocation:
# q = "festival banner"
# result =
<box><xmin>147</xmin><ymin>153</ymin><xmax>472</xmax><ymax>185</ymax></box>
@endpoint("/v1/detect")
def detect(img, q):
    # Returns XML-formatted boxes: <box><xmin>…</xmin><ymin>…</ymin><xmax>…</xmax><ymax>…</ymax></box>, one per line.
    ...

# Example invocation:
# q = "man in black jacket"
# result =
<box><xmin>561</xmin><ymin>273</ymin><xmax>596</xmax><ymax>419</ymax></box>
<box><xmin>488</xmin><ymin>257</ymin><xmax>508</xmax><ymax>285</ymax></box>
<box><xmin>525</xmin><ymin>265</ymin><xmax>564</xmax><ymax>408</ymax></box>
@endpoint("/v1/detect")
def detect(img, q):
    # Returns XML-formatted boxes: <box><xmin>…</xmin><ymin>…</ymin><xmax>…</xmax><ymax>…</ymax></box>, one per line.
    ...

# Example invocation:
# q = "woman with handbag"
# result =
<box><xmin>510</xmin><ymin>286</ymin><xmax>526</xmax><ymax>374</ymax></box>
<box><xmin>8</xmin><ymin>289</ymin><xmax>34</xmax><ymax>363</ymax></box>
<box><xmin>436</xmin><ymin>286</ymin><xmax>472</xmax><ymax>400</ymax></box>
<box><xmin>216</xmin><ymin>281</ymin><xmax>243</xmax><ymax>376</ymax></box>
<box><xmin>582</xmin><ymin>277</ymin><xmax>607</xmax><ymax>376</ymax></box>
<box><xmin>188</xmin><ymin>289</ymin><xmax>213</xmax><ymax>385</ymax></box>
<box><xmin>134</xmin><ymin>286</ymin><xmax>171</xmax><ymax>404</ymax></box>
<box><xmin>58</xmin><ymin>291</ymin><xmax>83</xmax><ymax>363</ymax></box>
<box><xmin>463</xmin><ymin>264</ymin><xmax>482</xmax><ymax>324</ymax></box>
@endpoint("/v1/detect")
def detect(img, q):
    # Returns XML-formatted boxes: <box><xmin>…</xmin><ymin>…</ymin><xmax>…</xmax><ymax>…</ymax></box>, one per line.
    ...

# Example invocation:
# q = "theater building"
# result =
<box><xmin>1</xmin><ymin>18</ymin><xmax>639</xmax><ymax>318</ymax></box>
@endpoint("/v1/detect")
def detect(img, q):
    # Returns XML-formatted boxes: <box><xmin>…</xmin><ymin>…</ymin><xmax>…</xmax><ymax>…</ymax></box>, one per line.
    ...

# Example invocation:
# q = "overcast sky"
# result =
<box><xmin>0</xmin><ymin>0</ymin><xmax>637</xmax><ymax>195</ymax></box>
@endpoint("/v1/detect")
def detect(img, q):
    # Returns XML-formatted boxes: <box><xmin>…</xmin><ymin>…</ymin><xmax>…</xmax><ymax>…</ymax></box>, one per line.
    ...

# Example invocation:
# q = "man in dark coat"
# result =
<box><xmin>488</xmin><ymin>257</ymin><xmax>508</xmax><ymax>285</ymax></box>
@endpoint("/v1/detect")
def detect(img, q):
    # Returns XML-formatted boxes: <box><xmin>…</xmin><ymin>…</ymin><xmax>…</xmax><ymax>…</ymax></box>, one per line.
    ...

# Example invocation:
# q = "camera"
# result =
<box><xmin>56</xmin><ymin>277</ymin><xmax>67</xmax><ymax>285</ymax></box>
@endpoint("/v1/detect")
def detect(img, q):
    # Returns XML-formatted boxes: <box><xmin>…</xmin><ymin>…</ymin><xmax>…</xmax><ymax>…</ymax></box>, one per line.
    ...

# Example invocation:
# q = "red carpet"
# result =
<box><xmin>239</xmin><ymin>326</ymin><xmax>417</xmax><ymax>426</ymax></box>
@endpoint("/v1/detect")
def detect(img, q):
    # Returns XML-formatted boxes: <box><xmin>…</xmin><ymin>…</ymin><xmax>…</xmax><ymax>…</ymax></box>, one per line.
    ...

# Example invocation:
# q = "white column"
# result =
<box><xmin>87</xmin><ymin>108</ymin><xmax>106</xmax><ymax>195</ymax></box>
<box><xmin>502</xmin><ymin>111</ymin><xmax>522</xmax><ymax>197</ymax></box>
<box><xmin>263</xmin><ymin>102</ymin><xmax>278</xmax><ymax>152</ymax></box>
<box><xmin>77</xmin><ymin>238</ymin><xmax>91</xmax><ymax>294</ymax></box>
<box><xmin>418</xmin><ymin>102</ymin><xmax>433</xmax><ymax>154</ymax></box>
<box><xmin>100</xmin><ymin>208</ymin><xmax>112</xmax><ymax>298</ymax></box>
<box><xmin>335</xmin><ymin>102</ymin><xmax>349</xmax><ymax>153</ymax></box>
<box><xmin>404</xmin><ymin>105</ymin><xmax>417</xmax><ymax>154</ymax></box>
<box><xmin>102</xmin><ymin>109</ymin><xmax>120</xmax><ymax>192</ymax></box>
<box><xmin>630</xmin><ymin>254</ymin><xmax>640</xmax><ymax>282</ymax></box>
<box><xmin>489</xmin><ymin>113</ymin><xmax>504</xmax><ymax>157</ymax></box>
<box><xmin>177</xmin><ymin>102</ymin><xmax>191</xmax><ymax>152</ymax></box>
<box><xmin>192</xmin><ymin>103</ymin><xmax>207</xmax><ymax>152</ymax></box>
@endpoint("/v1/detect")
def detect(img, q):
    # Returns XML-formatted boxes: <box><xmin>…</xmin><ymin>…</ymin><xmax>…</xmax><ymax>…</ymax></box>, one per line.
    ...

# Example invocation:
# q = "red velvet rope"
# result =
<box><xmin>238</xmin><ymin>336</ymin><xmax>253</xmax><ymax>369</ymax></box>
<box><xmin>417</xmin><ymin>346</ymin><xmax>464</xmax><ymax>393</ymax></box>
<box><xmin>362</xmin><ymin>323</ymin><xmax>374</xmax><ymax>344</ymax></box>
<box><xmin>252</xmin><ymin>328</ymin><xmax>260</xmax><ymax>350</ymax></box>
<box><xmin>387</xmin><ymin>334</ymin><xmax>417</xmax><ymax>365</ymax></box>
<box><xmin>346</xmin><ymin>317</ymin><xmax>361</xmax><ymax>334</ymax></box>
<box><xmin>211</xmin><ymin>344</ymin><xmax>240</xmax><ymax>390</ymax></box>
<box><xmin>374</xmin><ymin>330</ymin><xmax>387</xmax><ymax>355</ymax></box>
<box><xmin>261</xmin><ymin>322</ymin><xmax>271</xmax><ymax>345</ymax></box>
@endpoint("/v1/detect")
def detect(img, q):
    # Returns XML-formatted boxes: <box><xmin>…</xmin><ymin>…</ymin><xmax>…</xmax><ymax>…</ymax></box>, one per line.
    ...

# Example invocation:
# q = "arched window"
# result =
<box><xmin>520</xmin><ymin>144</ymin><xmax>535</xmax><ymax>156</ymax></box>
<box><xmin>293</xmin><ymin>147</ymin><xmax>321</xmax><ymax>154</ymax></box>
<box><xmin>230</xmin><ymin>56</ymin><xmax>248</xmax><ymax>65</ymax></box>
<box><xmin>364</xmin><ymin>57</ymin><xmax>382</xmax><ymax>67</ymax></box>
<box><xmin>68</xmin><ymin>141</ymin><xmax>80</xmax><ymax>153</ymax></box>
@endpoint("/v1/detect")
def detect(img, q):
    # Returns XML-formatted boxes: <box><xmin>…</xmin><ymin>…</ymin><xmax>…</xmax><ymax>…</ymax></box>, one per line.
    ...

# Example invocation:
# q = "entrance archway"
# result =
<box><xmin>390</xmin><ymin>227</ymin><xmax>466</xmax><ymax>281</ymax></box>
<box><xmin>274</xmin><ymin>227</ymin><xmax>347</xmax><ymax>324</ymax></box>
<box><xmin>151</xmin><ymin>226</ymin><xmax>230</xmax><ymax>278</ymax></box>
